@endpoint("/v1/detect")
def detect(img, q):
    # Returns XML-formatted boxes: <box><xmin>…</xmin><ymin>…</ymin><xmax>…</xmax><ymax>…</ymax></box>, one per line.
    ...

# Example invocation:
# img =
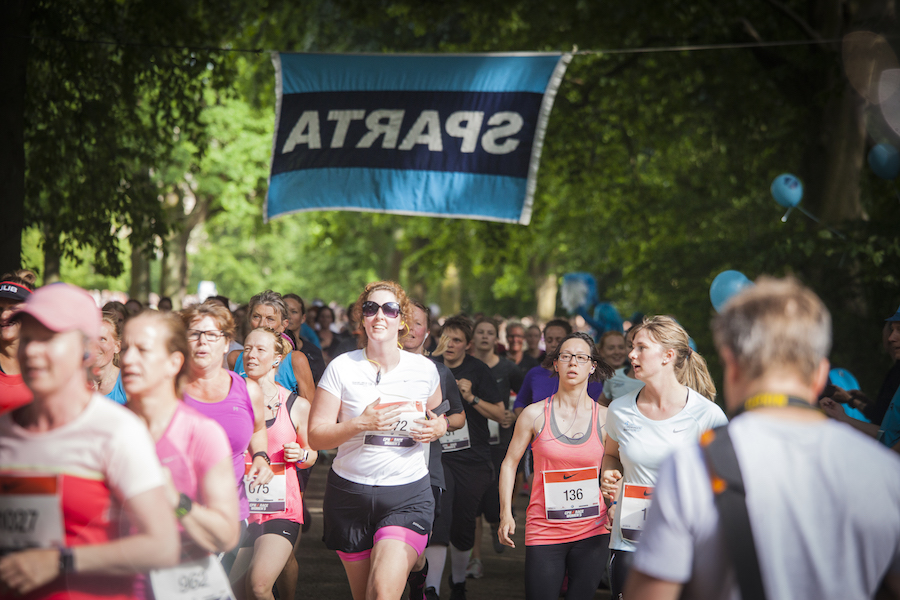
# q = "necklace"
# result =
<box><xmin>264</xmin><ymin>386</ymin><xmax>280</xmax><ymax>411</ymax></box>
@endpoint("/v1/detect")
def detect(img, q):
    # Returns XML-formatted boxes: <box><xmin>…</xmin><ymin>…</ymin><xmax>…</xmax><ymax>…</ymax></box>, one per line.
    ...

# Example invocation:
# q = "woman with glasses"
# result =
<box><xmin>308</xmin><ymin>281</ymin><xmax>449</xmax><ymax>600</ymax></box>
<box><xmin>181</xmin><ymin>300</ymin><xmax>273</xmax><ymax>570</ymax></box>
<box><xmin>498</xmin><ymin>332</ymin><xmax>615</xmax><ymax>600</ymax></box>
<box><xmin>600</xmin><ymin>316</ymin><xmax>725</xmax><ymax>599</ymax></box>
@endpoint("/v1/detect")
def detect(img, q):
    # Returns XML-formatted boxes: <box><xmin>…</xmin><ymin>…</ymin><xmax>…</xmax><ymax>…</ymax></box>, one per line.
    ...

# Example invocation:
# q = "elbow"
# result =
<box><xmin>218</xmin><ymin>523</ymin><xmax>241</xmax><ymax>554</ymax></box>
<box><xmin>156</xmin><ymin>530</ymin><xmax>181</xmax><ymax>568</ymax></box>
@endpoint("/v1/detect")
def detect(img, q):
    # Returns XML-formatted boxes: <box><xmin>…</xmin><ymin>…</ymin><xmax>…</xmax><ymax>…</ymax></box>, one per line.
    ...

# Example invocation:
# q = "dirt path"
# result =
<box><xmin>294</xmin><ymin>456</ymin><xmax>612</xmax><ymax>599</ymax></box>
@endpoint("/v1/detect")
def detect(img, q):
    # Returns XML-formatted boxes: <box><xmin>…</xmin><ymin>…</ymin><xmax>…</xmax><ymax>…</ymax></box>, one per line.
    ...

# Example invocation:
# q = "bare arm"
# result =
<box><xmin>285</xmin><ymin>396</ymin><xmax>318</xmax><ymax>469</ymax></box>
<box><xmin>623</xmin><ymin>569</ymin><xmax>683</xmax><ymax>600</ymax></box>
<box><xmin>227</xmin><ymin>349</ymin><xmax>240</xmax><ymax>371</ymax></box>
<box><xmin>498</xmin><ymin>402</ymin><xmax>542</xmax><ymax>548</ymax></box>
<box><xmin>290</xmin><ymin>351</ymin><xmax>316</xmax><ymax>403</ymax></box>
<box><xmin>457</xmin><ymin>377</ymin><xmax>506</xmax><ymax>421</ymax></box>
<box><xmin>179</xmin><ymin>456</ymin><xmax>241</xmax><ymax>553</ymax></box>
<box><xmin>820</xmin><ymin>398</ymin><xmax>881</xmax><ymax>437</ymax></box>
<box><xmin>0</xmin><ymin>485</ymin><xmax>180</xmax><ymax>594</ymax></box>
<box><xmin>246</xmin><ymin>378</ymin><xmax>273</xmax><ymax>485</ymax></box>
<box><xmin>601</xmin><ymin>435</ymin><xmax>623</xmax><ymax>503</ymax></box>
<box><xmin>447</xmin><ymin>412</ymin><xmax>465</xmax><ymax>432</ymax></box>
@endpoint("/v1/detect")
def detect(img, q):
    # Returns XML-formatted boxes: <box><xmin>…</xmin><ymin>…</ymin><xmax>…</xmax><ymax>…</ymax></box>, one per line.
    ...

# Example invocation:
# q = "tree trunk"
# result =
<box><xmin>535</xmin><ymin>271</ymin><xmax>558</xmax><ymax>321</ymax></box>
<box><xmin>440</xmin><ymin>263</ymin><xmax>461</xmax><ymax>316</ymax></box>
<box><xmin>0</xmin><ymin>0</ymin><xmax>30</xmax><ymax>275</ymax></box>
<box><xmin>129</xmin><ymin>242</ymin><xmax>151</xmax><ymax>302</ymax></box>
<box><xmin>42</xmin><ymin>223</ymin><xmax>60</xmax><ymax>284</ymax></box>
<box><xmin>814</xmin><ymin>81</ymin><xmax>868</xmax><ymax>224</ymax></box>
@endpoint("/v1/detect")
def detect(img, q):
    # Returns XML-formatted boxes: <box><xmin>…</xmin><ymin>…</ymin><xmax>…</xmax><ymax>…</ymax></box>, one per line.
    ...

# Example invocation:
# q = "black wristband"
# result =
<box><xmin>175</xmin><ymin>492</ymin><xmax>193</xmax><ymax>518</ymax></box>
<box><xmin>59</xmin><ymin>547</ymin><xmax>75</xmax><ymax>573</ymax></box>
<box><xmin>252</xmin><ymin>451</ymin><xmax>271</xmax><ymax>465</ymax></box>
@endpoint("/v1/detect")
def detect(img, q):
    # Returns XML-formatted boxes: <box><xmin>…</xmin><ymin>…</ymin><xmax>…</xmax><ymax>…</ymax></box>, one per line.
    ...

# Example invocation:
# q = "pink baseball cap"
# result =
<box><xmin>12</xmin><ymin>283</ymin><xmax>101</xmax><ymax>339</ymax></box>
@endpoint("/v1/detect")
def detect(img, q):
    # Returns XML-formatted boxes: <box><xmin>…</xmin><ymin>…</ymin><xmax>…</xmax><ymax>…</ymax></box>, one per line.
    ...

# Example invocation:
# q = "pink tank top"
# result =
<box><xmin>247</xmin><ymin>385</ymin><xmax>304</xmax><ymax>525</ymax></box>
<box><xmin>526</xmin><ymin>396</ymin><xmax>607</xmax><ymax>546</ymax></box>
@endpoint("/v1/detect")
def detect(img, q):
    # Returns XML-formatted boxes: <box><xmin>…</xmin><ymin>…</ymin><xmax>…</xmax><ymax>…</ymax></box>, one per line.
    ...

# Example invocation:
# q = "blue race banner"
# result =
<box><xmin>266</xmin><ymin>52</ymin><xmax>571</xmax><ymax>225</ymax></box>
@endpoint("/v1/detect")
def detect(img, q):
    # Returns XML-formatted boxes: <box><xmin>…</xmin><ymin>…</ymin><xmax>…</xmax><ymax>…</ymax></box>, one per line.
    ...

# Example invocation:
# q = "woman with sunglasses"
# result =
<box><xmin>308</xmin><ymin>281</ymin><xmax>449</xmax><ymax>600</ymax></box>
<box><xmin>601</xmin><ymin>316</ymin><xmax>725</xmax><ymax>599</ymax></box>
<box><xmin>233</xmin><ymin>327</ymin><xmax>316</xmax><ymax>600</ymax></box>
<box><xmin>181</xmin><ymin>301</ymin><xmax>273</xmax><ymax>570</ymax></box>
<box><xmin>498</xmin><ymin>332</ymin><xmax>615</xmax><ymax>600</ymax></box>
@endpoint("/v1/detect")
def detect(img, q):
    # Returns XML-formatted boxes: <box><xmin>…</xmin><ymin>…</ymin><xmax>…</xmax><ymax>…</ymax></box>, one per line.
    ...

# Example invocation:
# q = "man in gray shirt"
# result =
<box><xmin>625</xmin><ymin>277</ymin><xmax>900</xmax><ymax>600</ymax></box>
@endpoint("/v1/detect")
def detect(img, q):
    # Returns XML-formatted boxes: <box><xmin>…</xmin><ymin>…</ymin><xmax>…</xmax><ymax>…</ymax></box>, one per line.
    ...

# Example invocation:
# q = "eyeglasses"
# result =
<box><xmin>187</xmin><ymin>329</ymin><xmax>225</xmax><ymax>343</ymax></box>
<box><xmin>558</xmin><ymin>353</ymin><xmax>592</xmax><ymax>364</ymax></box>
<box><xmin>361</xmin><ymin>301</ymin><xmax>401</xmax><ymax>319</ymax></box>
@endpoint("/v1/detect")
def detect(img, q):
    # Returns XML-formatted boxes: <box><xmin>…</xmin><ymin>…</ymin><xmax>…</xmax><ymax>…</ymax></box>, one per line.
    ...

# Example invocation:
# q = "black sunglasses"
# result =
<box><xmin>361</xmin><ymin>301</ymin><xmax>401</xmax><ymax>319</ymax></box>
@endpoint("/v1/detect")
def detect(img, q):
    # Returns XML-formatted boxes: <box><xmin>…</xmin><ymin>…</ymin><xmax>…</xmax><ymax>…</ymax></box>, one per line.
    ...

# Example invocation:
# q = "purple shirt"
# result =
<box><xmin>184</xmin><ymin>371</ymin><xmax>254</xmax><ymax>520</ymax></box>
<box><xmin>513</xmin><ymin>365</ymin><xmax>604</xmax><ymax>410</ymax></box>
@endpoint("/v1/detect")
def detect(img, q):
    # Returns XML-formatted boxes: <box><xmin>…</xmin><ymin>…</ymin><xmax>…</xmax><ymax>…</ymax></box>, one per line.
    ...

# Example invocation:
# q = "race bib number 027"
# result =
<box><xmin>0</xmin><ymin>474</ymin><xmax>65</xmax><ymax>551</ymax></box>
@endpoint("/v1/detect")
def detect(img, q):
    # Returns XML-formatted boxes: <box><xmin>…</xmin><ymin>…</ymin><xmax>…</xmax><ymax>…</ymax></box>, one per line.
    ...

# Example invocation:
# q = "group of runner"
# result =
<box><xmin>2</xmin><ymin>273</ymin><xmax>898</xmax><ymax>600</ymax></box>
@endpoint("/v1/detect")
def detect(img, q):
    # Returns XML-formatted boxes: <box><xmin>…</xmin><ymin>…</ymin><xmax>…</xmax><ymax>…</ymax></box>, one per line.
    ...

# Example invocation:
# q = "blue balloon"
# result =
<box><xmin>828</xmin><ymin>368</ymin><xmax>860</xmax><ymax>391</ymax></box>
<box><xmin>710</xmin><ymin>270</ymin><xmax>753</xmax><ymax>313</ymax></box>
<box><xmin>770</xmin><ymin>174</ymin><xmax>803</xmax><ymax>208</ymax></box>
<box><xmin>868</xmin><ymin>144</ymin><xmax>900</xmax><ymax>180</ymax></box>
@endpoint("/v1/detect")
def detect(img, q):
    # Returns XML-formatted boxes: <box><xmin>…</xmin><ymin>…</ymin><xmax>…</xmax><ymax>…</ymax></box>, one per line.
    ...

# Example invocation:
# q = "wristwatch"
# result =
<box><xmin>175</xmin><ymin>492</ymin><xmax>193</xmax><ymax>519</ymax></box>
<box><xmin>470</xmin><ymin>396</ymin><xmax>481</xmax><ymax>405</ymax></box>
<box><xmin>58</xmin><ymin>547</ymin><xmax>75</xmax><ymax>573</ymax></box>
<box><xmin>252</xmin><ymin>451</ymin><xmax>271</xmax><ymax>465</ymax></box>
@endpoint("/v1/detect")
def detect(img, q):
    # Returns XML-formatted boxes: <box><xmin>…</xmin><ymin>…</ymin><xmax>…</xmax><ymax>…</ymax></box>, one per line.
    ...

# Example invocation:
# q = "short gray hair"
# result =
<box><xmin>248</xmin><ymin>290</ymin><xmax>288</xmax><ymax>323</ymax></box>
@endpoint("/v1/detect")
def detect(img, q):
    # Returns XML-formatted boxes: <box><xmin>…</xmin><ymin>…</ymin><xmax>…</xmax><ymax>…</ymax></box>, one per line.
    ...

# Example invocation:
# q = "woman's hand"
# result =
<box><xmin>283</xmin><ymin>442</ymin><xmax>309</xmax><ymax>464</ymax></box>
<box><xmin>0</xmin><ymin>549</ymin><xmax>63</xmax><ymax>595</ymax></box>
<box><xmin>247</xmin><ymin>456</ymin><xmax>274</xmax><ymax>485</ymax></box>
<box><xmin>412</xmin><ymin>410</ymin><xmax>448</xmax><ymax>443</ymax></box>
<box><xmin>601</xmin><ymin>469</ymin><xmax>622</xmax><ymax>502</ymax></box>
<box><xmin>355</xmin><ymin>399</ymin><xmax>404</xmax><ymax>432</ymax></box>
<box><xmin>498</xmin><ymin>515</ymin><xmax>516</xmax><ymax>548</ymax></box>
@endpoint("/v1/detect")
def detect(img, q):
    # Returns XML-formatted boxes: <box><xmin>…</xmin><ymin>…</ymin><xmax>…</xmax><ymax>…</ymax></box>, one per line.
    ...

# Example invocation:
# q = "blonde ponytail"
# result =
<box><xmin>633</xmin><ymin>316</ymin><xmax>717</xmax><ymax>402</ymax></box>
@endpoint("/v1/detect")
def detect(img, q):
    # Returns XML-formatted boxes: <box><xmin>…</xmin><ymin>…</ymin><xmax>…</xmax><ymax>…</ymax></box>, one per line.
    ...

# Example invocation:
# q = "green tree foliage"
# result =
<box><xmin>223</xmin><ymin>0</ymin><xmax>899</xmax><ymax>391</ymax></box>
<box><xmin>8</xmin><ymin>0</ymin><xmax>245</xmax><ymax>277</ymax></box>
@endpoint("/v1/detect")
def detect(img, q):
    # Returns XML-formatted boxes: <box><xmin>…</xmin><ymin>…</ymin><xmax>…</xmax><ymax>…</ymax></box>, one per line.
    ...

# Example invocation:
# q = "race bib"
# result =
<box><xmin>150</xmin><ymin>555</ymin><xmax>235</xmax><ymax>600</ymax></box>
<box><xmin>0</xmin><ymin>474</ymin><xmax>65</xmax><ymax>551</ymax></box>
<box><xmin>543</xmin><ymin>467</ymin><xmax>601</xmax><ymax>521</ymax></box>
<box><xmin>620</xmin><ymin>483</ymin><xmax>654</xmax><ymax>542</ymax></box>
<box><xmin>487</xmin><ymin>419</ymin><xmax>501</xmax><ymax>445</ymax></box>
<box><xmin>244</xmin><ymin>463</ymin><xmax>286</xmax><ymax>514</ymax></box>
<box><xmin>440</xmin><ymin>420</ymin><xmax>471</xmax><ymax>452</ymax></box>
<box><xmin>364</xmin><ymin>394</ymin><xmax>425</xmax><ymax>448</ymax></box>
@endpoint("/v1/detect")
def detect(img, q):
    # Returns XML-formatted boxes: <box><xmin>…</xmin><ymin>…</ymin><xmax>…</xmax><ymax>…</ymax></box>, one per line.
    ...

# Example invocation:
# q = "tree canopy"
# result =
<box><xmin>9</xmin><ymin>0</ymin><xmax>900</xmax><ymax>393</ymax></box>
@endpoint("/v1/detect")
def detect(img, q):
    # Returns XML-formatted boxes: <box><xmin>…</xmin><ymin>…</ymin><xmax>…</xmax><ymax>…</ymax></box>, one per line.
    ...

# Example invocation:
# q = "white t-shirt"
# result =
<box><xmin>633</xmin><ymin>414</ymin><xmax>900</xmax><ymax>599</ymax></box>
<box><xmin>319</xmin><ymin>349</ymin><xmax>440</xmax><ymax>486</ymax></box>
<box><xmin>606</xmin><ymin>387</ymin><xmax>727</xmax><ymax>551</ymax></box>
<box><xmin>603</xmin><ymin>367</ymin><xmax>645</xmax><ymax>400</ymax></box>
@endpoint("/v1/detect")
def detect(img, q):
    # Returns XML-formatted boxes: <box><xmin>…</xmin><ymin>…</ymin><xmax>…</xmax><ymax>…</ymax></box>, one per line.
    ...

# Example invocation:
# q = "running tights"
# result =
<box><xmin>524</xmin><ymin>534</ymin><xmax>609</xmax><ymax>600</ymax></box>
<box><xmin>607</xmin><ymin>549</ymin><xmax>634</xmax><ymax>600</ymax></box>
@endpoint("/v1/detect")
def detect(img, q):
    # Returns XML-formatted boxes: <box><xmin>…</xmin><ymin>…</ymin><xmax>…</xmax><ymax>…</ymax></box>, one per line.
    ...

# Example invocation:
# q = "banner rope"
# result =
<box><xmin>9</xmin><ymin>34</ymin><xmax>849</xmax><ymax>57</ymax></box>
